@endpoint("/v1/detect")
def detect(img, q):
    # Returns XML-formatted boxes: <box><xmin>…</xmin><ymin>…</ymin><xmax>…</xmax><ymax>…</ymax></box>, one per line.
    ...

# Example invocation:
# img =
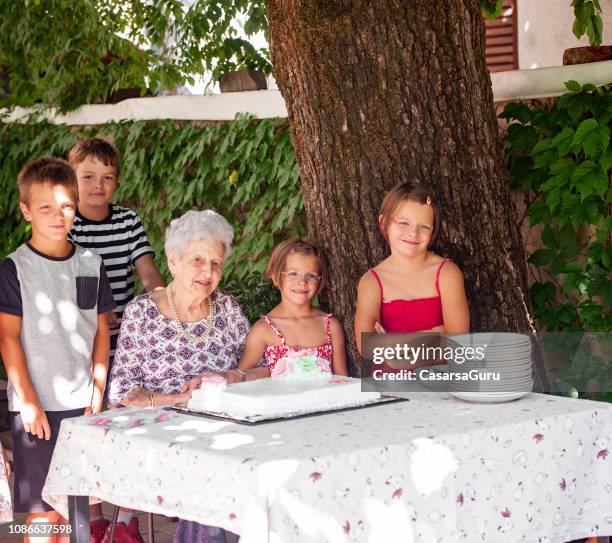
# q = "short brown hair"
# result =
<box><xmin>266</xmin><ymin>238</ymin><xmax>329</xmax><ymax>294</ymax></box>
<box><xmin>68</xmin><ymin>137</ymin><xmax>120</xmax><ymax>178</ymax></box>
<box><xmin>18</xmin><ymin>157</ymin><xmax>78</xmax><ymax>205</ymax></box>
<box><xmin>379</xmin><ymin>182</ymin><xmax>440</xmax><ymax>244</ymax></box>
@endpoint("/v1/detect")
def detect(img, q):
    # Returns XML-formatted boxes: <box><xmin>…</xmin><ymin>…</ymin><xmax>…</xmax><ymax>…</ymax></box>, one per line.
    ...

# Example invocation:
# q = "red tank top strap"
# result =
<box><xmin>369</xmin><ymin>268</ymin><xmax>384</xmax><ymax>298</ymax></box>
<box><xmin>262</xmin><ymin>315</ymin><xmax>286</xmax><ymax>344</ymax></box>
<box><xmin>435</xmin><ymin>259</ymin><xmax>450</xmax><ymax>294</ymax></box>
<box><xmin>325</xmin><ymin>313</ymin><xmax>333</xmax><ymax>344</ymax></box>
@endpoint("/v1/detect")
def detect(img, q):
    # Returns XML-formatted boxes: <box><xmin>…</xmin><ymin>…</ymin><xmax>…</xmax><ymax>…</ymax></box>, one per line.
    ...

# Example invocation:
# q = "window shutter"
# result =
<box><xmin>485</xmin><ymin>0</ymin><xmax>517</xmax><ymax>72</ymax></box>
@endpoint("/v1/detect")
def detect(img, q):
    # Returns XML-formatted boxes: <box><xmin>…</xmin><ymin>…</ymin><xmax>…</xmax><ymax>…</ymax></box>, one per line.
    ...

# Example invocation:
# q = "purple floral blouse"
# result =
<box><xmin>108</xmin><ymin>289</ymin><xmax>251</xmax><ymax>405</ymax></box>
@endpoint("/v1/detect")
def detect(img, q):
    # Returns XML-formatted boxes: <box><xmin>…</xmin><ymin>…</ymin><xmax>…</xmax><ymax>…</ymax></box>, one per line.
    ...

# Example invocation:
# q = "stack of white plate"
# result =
<box><xmin>447</xmin><ymin>332</ymin><xmax>533</xmax><ymax>403</ymax></box>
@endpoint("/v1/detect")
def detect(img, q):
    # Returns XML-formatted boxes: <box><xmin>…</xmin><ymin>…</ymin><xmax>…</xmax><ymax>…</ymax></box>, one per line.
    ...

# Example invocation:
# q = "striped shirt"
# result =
<box><xmin>70</xmin><ymin>204</ymin><xmax>154</xmax><ymax>354</ymax></box>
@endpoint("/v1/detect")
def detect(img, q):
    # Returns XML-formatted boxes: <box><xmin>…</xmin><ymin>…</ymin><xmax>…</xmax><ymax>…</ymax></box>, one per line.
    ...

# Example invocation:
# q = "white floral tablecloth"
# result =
<box><xmin>43</xmin><ymin>393</ymin><xmax>612</xmax><ymax>543</ymax></box>
<box><xmin>0</xmin><ymin>446</ymin><xmax>12</xmax><ymax>523</ymax></box>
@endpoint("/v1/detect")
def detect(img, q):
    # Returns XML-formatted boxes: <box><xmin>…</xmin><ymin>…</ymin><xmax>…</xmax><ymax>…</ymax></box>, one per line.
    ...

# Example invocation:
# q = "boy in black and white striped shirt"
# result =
<box><xmin>68</xmin><ymin>138</ymin><xmax>165</xmax><ymax>360</ymax></box>
<box><xmin>68</xmin><ymin>138</ymin><xmax>166</xmax><ymax>541</ymax></box>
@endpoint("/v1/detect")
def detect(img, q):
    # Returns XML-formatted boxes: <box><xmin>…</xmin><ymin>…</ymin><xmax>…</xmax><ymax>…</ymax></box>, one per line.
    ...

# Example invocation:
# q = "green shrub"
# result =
<box><xmin>0</xmin><ymin>116</ymin><xmax>305</xmax><ymax>284</ymax></box>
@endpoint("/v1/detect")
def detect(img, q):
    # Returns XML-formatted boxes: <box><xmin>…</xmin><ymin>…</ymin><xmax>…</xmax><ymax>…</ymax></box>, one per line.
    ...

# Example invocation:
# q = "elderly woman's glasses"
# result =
<box><xmin>281</xmin><ymin>271</ymin><xmax>321</xmax><ymax>284</ymax></box>
<box><xmin>189</xmin><ymin>256</ymin><xmax>222</xmax><ymax>271</ymax></box>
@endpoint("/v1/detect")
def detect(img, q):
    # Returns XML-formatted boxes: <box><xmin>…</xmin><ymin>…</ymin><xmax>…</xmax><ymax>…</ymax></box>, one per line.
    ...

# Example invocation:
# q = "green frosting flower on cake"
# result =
<box><xmin>295</xmin><ymin>355</ymin><xmax>318</xmax><ymax>373</ymax></box>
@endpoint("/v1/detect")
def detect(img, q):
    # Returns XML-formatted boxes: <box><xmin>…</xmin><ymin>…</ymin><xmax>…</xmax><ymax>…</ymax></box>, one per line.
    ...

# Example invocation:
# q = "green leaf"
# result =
<box><xmin>587</xmin><ymin>13</ymin><xmax>603</xmax><ymax>45</ymax></box>
<box><xmin>529</xmin><ymin>249</ymin><xmax>556</xmax><ymax>266</ymax></box>
<box><xmin>572</xmin><ymin>2</ymin><xmax>593</xmax><ymax>40</ymax></box>
<box><xmin>499</xmin><ymin>102</ymin><xmax>531</xmax><ymax>124</ymax></box>
<box><xmin>507</xmin><ymin>124</ymin><xmax>538</xmax><ymax>151</ymax></box>
<box><xmin>565</xmin><ymin>80</ymin><xmax>582</xmax><ymax>93</ymax></box>
<box><xmin>550</xmin><ymin>255</ymin><xmax>567</xmax><ymax>275</ymax></box>
<box><xmin>531</xmin><ymin>281</ymin><xmax>557</xmax><ymax>306</ymax></box>
<box><xmin>561</xmin><ymin>244</ymin><xmax>582</xmax><ymax>260</ymax></box>
<box><xmin>587</xmin><ymin>239</ymin><xmax>604</xmax><ymax>262</ymax></box>
<box><xmin>528</xmin><ymin>200</ymin><xmax>551</xmax><ymax>225</ymax></box>
<box><xmin>572</xmin><ymin>118</ymin><xmax>609</xmax><ymax>157</ymax></box>
<box><xmin>601</xmin><ymin>150</ymin><xmax>612</xmax><ymax>172</ymax></box>
<box><xmin>532</xmin><ymin>138</ymin><xmax>553</xmax><ymax>155</ymax></box>
<box><xmin>552</xmin><ymin>127</ymin><xmax>575</xmax><ymax>156</ymax></box>
<box><xmin>571</xmin><ymin>160</ymin><xmax>608</xmax><ymax>199</ymax></box>
<box><xmin>542</xmin><ymin>224</ymin><xmax>559</xmax><ymax>249</ymax></box>
<box><xmin>480</xmin><ymin>0</ymin><xmax>503</xmax><ymax>20</ymax></box>
<box><xmin>587</xmin><ymin>267</ymin><xmax>612</xmax><ymax>306</ymax></box>
<box><xmin>584</xmin><ymin>198</ymin><xmax>602</xmax><ymax>224</ymax></box>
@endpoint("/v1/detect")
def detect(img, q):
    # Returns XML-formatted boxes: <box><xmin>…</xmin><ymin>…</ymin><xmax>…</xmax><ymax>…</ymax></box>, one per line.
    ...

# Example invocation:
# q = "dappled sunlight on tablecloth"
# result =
<box><xmin>410</xmin><ymin>438</ymin><xmax>458</xmax><ymax>495</ymax></box>
<box><xmin>210</xmin><ymin>433</ymin><xmax>254</xmax><ymax>450</ymax></box>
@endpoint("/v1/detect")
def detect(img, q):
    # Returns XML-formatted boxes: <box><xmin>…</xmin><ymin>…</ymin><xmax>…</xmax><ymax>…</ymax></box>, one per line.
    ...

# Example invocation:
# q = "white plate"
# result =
<box><xmin>449</xmin><ymin>333</ymin><xmax>531</xmax><ymax>347</ymax></box>
<box><xmin>478</xmin><ymin>348</ymin><xmax>532</xmax><ymax>355</ymax></box>
<box><xmin>449</xmin><ymin>391</ymin><xmax>531</xmax><ymax>403</ymax></box>
<box><xmin>449</xmin><ymin>384</ymin><xmax>533</xmax><ymax>393</ymax></box>
<box><xmin>456</xmin><ymin>359</ymin><xmax>532</xmax><ymax>367</ymax></box>
<box><xmin>477</xmin><ymin>350</ymin><xmax>532</xmax><ymax>358</ymax></box>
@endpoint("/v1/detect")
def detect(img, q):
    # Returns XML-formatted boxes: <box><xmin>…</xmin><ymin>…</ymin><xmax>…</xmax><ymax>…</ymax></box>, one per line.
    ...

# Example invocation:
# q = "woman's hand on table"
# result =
<box><xmin>226</xmin><ymin>369</ymin><xmax>247</xmax><ymax>384</ymax></box>
<box><xmin>169</xmin><ymin>390</ymin><xmax>193</xmax><ymax>406</ymax></box>
<box><xmin>180</xmin><ymin>371</ymin><xmax>229</xmax><ymax>393</ymax></box>
<box><xmin>121</xmin><ymin>386</ymin><xmax>194</xmax><ymax>407</ymax></box>
<box><xmin>121</xmin><ymin>386</ymin><xmax>150</xmax><ymax>407</ymax></box>
<box><xmin>180</xmin><ymin>375</ymin><xmax>204</xmax><ymax>394</ymax></box>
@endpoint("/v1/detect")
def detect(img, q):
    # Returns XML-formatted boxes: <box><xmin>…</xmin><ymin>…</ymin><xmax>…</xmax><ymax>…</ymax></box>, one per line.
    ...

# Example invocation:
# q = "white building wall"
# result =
<box><xmin>517</xmin><ymin>0</ymin><xmax>612</xmax><ymax>68</ymax></box>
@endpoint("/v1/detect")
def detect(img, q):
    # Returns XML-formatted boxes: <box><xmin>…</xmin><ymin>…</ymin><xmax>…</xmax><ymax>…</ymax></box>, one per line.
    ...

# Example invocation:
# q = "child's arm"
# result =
<box><xmin>354</xmin><ymin>272</ymin><xmax>382</xmax><ymax>354</ymax></box>
<box><xmin>0</xmin><ymin>313</ymin><xmax>50</xmax><ymax>439</ymax></box>
<box><xmin>229</xmin><ymin>320</ymin><xmax>270</xmax><ymax>382</ymax></box>
<box><xmin>134</xmin><ymin>254</ymin><xmax>165</xmax><ymax>292</ymax></box>
<box><xmin>87</xmin><ymin>313</ymin><xmax>110</xmax><ymax>414</ymax></box>
<box><xmin>329</xmin><ymin>317</ymin><xmax>349</xmax><ymax>376</ymax></box>
<box><xmin>439</xmin><ymin>261</ymin><xmax>470</xmax><ymax>333</ymax></box>
<box><xmin>1</xmin><ymin>446</ymin><xmax>10</xmax><ymax>479</ymax></box>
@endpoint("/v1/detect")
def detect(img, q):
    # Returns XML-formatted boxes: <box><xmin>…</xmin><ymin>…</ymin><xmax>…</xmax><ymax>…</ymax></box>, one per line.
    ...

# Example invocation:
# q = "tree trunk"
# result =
<box><xmin>264</xmin><ymin>0</ymin><xmax>548</xmax><ymax>391</ymax></box>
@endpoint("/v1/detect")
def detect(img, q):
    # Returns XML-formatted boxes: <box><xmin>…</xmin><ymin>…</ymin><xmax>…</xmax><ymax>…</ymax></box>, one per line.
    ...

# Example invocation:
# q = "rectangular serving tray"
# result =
<box><xmin>165</xmin><ymin>395</ymin><xmax>408</xmax><ymax>426</ymax></box>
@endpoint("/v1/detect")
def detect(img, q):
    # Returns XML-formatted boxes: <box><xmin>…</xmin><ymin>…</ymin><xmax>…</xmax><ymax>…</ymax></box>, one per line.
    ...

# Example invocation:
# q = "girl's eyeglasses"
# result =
<box><xmin>391</xmin><ymin>218</ymin><xmax>432</xmax><ymax>236</ymax></box>
<box><xmin>281</xmin><ymin>271</ymin><xmax>321</xmax><ymax>284</ymax></box>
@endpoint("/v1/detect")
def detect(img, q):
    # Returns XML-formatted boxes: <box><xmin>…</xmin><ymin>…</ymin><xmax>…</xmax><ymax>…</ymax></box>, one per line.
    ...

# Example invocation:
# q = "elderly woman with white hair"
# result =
<box><xmin>107</xmin><ymin>209</ymin><xmax>252</xmax><ymax>543</ymax></box>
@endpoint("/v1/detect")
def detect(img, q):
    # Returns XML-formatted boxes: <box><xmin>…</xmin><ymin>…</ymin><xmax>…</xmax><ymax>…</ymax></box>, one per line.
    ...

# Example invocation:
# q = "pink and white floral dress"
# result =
<box><xmin>262</xmin><ymin>314</ymin><xmax>333</xmax><ymax>379</ymax></box>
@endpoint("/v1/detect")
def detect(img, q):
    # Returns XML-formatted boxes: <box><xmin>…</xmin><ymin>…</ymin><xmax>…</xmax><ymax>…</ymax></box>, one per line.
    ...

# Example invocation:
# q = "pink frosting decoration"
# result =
<box><xmin>201</xmin><ymin>374</ymin><xmax>227</xmax><ymax>386</ymax></box>
<box><xmin>271</xmin><ymin>357</ymin><xmax>291</xmax><ymax>378</ymax></box>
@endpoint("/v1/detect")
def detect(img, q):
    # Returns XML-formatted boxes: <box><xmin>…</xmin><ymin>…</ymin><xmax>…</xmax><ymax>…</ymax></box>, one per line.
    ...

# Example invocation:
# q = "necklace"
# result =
<box><xmin>166</xmin><ymin>285</ymin><xmax>215</xmax><ymax>345</ymax></box>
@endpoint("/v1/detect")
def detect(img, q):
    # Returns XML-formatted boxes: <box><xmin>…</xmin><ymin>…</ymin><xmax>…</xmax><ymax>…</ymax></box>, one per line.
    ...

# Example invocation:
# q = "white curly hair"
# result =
<box><xmin>165</xmin><ymin>210</ymin><xmax>234</xmax><ymax>259</ymax></box>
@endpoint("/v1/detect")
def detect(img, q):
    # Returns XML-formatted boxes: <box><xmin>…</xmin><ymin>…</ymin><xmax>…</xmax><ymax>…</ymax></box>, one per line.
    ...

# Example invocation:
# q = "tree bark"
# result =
<box><xmin>264</xmin><ymin>0</ymin><xmax>548</xmax><ymax>391</ymax></box>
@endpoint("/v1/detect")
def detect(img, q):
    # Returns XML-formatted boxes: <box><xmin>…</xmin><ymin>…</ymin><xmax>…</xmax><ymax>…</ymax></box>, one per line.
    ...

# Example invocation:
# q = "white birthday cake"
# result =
<box><xmin>187</xmin><ymin>375</ymin><xmax>381</xmax><ymax>420</ymax></box>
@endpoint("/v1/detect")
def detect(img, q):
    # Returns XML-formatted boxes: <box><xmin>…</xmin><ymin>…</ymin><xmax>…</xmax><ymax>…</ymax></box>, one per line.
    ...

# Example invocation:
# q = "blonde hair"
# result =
<box><xmin>266</xmin><ymin>238</ymin><xmax>328</xmax><ymax>294</ymax></box>
<box><xmin>18</xmin><ymin>157</ymin><xmax>78</xmax><ymax>205</ymax></box>
<box><xmin>379</xmin><ymin>182</ymin><xmax>440</xmax><ymax>243</ymax></box>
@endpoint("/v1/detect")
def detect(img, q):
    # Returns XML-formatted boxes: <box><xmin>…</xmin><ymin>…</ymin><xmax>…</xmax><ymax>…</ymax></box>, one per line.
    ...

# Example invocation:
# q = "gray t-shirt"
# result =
<box><xmin>0</xmin><ymin>243</ymin><xmax>115</xmax><ymax>411</ymax></box>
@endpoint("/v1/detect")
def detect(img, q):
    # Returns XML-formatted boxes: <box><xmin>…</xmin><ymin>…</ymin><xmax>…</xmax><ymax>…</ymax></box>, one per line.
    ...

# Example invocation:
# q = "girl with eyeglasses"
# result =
<box><xmin>227</xmin><ymin>238</ymin><xmax>348</xmax><ymax>382</ymax></box>
<box><xmin>354</xmin><ymin>182</ymin><xmax>470</xmax><ymax>359</ymax></box>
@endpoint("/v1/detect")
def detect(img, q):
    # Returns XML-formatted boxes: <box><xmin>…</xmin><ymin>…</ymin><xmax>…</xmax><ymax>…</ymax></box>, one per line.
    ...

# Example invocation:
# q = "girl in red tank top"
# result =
<box><xmin>354</xmin><ymin>182</ymin><xmax>470</xmax><ymax>373</ymax></box>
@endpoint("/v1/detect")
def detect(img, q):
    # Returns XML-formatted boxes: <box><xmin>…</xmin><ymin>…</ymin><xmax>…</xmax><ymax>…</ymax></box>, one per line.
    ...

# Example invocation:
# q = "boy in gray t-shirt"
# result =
<box><xmin>0</xmin><ymin>158</ymin><xmax>114</xmax><ymax>528</ymax></box>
